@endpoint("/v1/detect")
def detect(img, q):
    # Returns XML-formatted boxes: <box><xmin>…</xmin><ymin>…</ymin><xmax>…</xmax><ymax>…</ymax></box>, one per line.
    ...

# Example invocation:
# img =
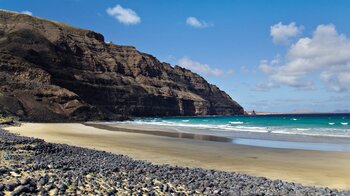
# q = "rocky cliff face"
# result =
<box><xmin>0</xmin><ymin>10</ymin><xmax>244</xmax><ymax>121</ymax></box>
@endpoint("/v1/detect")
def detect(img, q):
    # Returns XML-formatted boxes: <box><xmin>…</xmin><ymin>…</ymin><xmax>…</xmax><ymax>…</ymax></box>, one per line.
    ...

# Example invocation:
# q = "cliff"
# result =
<box><xmin>0</xmin><ymin>10</ymin><xmax>244</xmax><ymax>121</ymax></box>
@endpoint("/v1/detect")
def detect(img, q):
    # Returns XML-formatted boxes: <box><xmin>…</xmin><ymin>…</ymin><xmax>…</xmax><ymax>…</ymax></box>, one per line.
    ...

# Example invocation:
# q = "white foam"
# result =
<box><xmin>109</xmin><ymin>119</ymin><xmax>350</xmax><ymax>138</ymax></box>
<box><xmin>122</xmin><ymin>121</ymin><xmax>269</xmax><ymax>133</ymax></box>
<box><xmin>229</xmin><ymin>121</ymin><xmax>244</xmax><ymax>125</ymax></box>
<box><xmin>296</xmin><ymin>128</ymin><xmax>311</xmax><ymax>131</ymax></box>
<box><xmin>217</xmin><ymin>125</ymin><xmax>269</xmax><ymax>133</ymax></box>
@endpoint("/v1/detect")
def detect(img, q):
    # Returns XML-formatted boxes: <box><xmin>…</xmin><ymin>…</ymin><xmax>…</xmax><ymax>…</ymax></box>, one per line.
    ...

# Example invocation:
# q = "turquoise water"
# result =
<box><xmin>130</xmin><ymin>114</ymin><xmax>350</xmax><ymax>137</ymax></box>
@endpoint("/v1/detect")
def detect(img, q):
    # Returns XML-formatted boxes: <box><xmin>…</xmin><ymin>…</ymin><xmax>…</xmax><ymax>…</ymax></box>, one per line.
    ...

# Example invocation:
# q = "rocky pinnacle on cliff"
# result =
<box><xmin>0</xmin><ymin>10</ymin><xmax>244</xmax><ymax>121</ymax></box>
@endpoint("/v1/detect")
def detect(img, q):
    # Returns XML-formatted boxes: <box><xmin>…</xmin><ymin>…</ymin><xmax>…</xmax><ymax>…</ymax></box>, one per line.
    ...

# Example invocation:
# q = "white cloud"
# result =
<box><xmin>178</xmin><ymin>57</ymin><xmax>232</xmax><ymax>77</ymax></box>
<box><xmin>186</xmin><ymin>17</ymin><xmax>212</xmax><ymax>28</ymax></box>
<box><xmin>240</xmin><ymin>66</ymin><xmax>249</xmax><ymax>73</ymax></box>
<box><xmin>255</xmin><ymin>82</ymin><xmax>280</xmax><ymax>92</ymax></box>
<box><xmin>270</xmin><ymin>22</ymin><xmax>302</xmax><ymax>44</ymax></box>
<box><xmin>260</xmin><ymin>24</ymin><xmax>350</xmax><ymax>92</ymax></box>
<box><xmin>20</xmin><ymin>10</ymin><xmax>32</xmax><ymax>16</ymax></box>
<box><xmin>107</xmin><ymin>5</ymin><xmax>140</xmax><ymax>25</ymax></box>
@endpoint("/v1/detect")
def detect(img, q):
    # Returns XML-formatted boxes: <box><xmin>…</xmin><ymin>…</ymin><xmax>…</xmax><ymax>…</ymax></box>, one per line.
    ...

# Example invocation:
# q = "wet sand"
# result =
<box><xmin>87</xmin><ymin>123</ymin><xmax>233</xmax><ymax>143</ymax></box>
<box><xmin>5</xmin><ymin>123</ymin><xmax>350</xmax><ymax>190</ymax></box>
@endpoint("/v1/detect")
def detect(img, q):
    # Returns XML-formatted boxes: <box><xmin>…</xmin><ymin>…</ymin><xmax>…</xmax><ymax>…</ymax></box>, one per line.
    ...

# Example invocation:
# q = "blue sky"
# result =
<box><xmin>1</xmin><ymin>0</ymin><xmax>350</xmax><ymax>112</ymax></box>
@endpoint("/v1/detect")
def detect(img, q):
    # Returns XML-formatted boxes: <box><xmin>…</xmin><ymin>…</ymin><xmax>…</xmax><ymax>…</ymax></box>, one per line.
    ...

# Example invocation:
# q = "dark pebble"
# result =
<box><xmin>11</xmin><ymin>185</ymin><xmax>29</xmax><ymax>196</ymax></box>
<box><xmin>38</xmin><ymin>177</ymin><xmax>47</xmax><ymax>186</ymax></box>
<box><xmin>0</xmin><ymin>167</ymin><xmax>9</xmax><ymax>175</ymax></box>
<box><xmin>6</xmin><ymin>182</ymin><xmax>18</xmax><ymax>191</ymax></box>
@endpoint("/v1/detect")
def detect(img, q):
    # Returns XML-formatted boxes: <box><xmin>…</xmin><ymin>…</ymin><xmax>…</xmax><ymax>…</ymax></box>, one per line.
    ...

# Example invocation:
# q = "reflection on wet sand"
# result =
<box><xmin>86</xmin><ymin>123</ymin><xmax>232</xmax><ymax>143</ymax></box>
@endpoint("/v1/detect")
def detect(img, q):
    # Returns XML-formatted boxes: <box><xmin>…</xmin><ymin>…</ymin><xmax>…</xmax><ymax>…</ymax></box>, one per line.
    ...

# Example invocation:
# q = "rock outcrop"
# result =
<box><xmin>0</xmin><ymin>10</ymin><xmax>244</xmax><ymax>121</ymax></box>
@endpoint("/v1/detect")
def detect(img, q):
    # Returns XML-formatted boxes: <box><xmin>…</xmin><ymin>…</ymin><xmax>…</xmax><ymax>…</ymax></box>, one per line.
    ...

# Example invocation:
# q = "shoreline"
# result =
<box><xmin>4</xmin><ymin>123</ymin><xmax>350</xmax><ymax>190</ymax></box>
<box><xmin>88</xmin><ymin>122</ymin><xmax>350</xmax><ymax>152</ymax></box>
<box><xmin>85</xmin><ymin>123</ymin><xmax>233</xmax><ymax>143</ymax></box>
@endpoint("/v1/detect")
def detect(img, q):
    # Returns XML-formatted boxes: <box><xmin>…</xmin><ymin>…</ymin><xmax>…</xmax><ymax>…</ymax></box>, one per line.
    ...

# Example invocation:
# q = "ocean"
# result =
<box><xmin>110</xmin><ymin>114</ymin><xmax>350</xmax><ymax>151</ymax></box>
<box><xmin>129</xmin><ymin>114</ymin><xmax>350</xmax><ymax>138</ymax></box>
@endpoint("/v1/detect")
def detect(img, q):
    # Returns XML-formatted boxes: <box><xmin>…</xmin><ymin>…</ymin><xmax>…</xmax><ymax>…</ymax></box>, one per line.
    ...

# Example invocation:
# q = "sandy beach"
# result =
<box><xmin>5</xmin><ymin>123</ymin><xmax>350</xmax><ymax>190</ymax></box>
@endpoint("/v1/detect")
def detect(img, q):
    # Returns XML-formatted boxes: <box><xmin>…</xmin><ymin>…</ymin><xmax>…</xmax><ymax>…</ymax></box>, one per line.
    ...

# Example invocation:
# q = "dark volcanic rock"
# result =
<box><xmin>0</xmin><ymin>10</ymin><xmax>244</xmax><ymax>121</ymax></box>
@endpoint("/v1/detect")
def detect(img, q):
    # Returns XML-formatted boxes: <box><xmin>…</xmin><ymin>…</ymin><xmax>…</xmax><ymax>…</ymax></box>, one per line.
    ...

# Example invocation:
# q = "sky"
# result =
<box><xmin>1</xmin><ymin>0</ymin><xmax>350</xmax><ymax>113</ymax></box>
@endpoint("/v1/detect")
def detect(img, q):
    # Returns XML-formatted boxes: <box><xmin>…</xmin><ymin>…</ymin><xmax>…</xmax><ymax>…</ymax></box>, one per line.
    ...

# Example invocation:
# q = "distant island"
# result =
<box><xmin>0</xmin><ymin>10</ymin><xmax>243</xmax><ymax>122</ymax></box>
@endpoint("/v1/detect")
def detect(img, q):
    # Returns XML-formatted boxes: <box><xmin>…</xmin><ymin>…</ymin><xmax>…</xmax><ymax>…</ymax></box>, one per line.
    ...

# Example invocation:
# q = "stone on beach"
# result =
<box><xmin>0</xmin><ymin>128</ymin><xmax>349</xmax><ymax>195</ymax></box>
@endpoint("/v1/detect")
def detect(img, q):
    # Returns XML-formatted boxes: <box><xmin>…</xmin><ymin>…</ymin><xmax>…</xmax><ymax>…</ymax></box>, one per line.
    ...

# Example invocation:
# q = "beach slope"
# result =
<box><xmin>5</xmin><ymin>123</ymin><xmax>350</xmax><ymax>190</ymax></box>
